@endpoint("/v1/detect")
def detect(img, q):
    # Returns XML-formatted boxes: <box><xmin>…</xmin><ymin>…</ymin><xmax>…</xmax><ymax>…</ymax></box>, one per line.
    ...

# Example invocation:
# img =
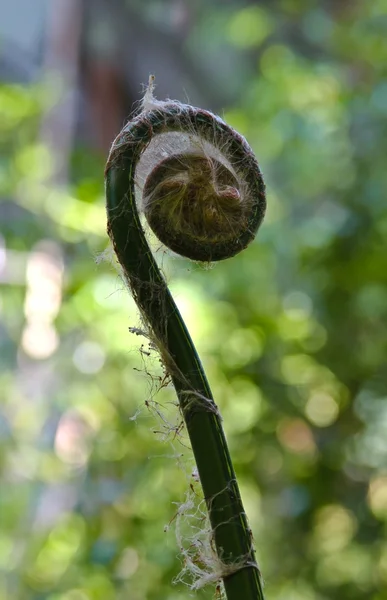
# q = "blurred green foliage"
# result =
<box><xmin>1</xmin><ymin>2</ymin><xmax>387</xmax><ymax>600</ymax></box>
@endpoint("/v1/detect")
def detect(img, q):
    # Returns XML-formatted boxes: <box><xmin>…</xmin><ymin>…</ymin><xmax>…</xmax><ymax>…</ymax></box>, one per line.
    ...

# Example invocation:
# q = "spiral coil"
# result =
<box><xmin>106</xmin><ymin>100</ymin><xmax>266</xmax><ymax>262</ymax></box>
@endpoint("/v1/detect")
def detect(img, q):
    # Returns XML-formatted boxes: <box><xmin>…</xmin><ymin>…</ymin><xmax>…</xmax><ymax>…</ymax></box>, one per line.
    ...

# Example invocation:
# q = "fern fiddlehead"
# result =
<box><xmin>105</xmin><ymin>80</ymin><xmax>266</xmax><ymax>600</ymax></box>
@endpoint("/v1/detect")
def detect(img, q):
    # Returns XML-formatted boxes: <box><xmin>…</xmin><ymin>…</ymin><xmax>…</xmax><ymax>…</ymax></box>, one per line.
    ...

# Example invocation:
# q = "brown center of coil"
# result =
<box><xmin>142</xmin><ymin>154</ymin><xmax>248</xmax><ymax>261</ymax></box>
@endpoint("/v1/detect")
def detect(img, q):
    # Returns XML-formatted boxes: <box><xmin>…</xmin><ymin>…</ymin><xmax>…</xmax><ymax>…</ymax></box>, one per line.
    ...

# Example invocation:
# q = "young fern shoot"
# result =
<box><xmin>105</xmin><ymin>77</ymin><xmax>266</xmax><ymax>600</ymax></box>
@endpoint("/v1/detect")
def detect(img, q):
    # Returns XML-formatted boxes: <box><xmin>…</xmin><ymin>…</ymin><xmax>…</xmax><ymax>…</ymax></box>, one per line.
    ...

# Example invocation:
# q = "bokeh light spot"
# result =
<box><xmin>368</xmin><ymin>476</ymin><xmax>387</xmax><ymax>520</ymax></box>
<box><xmin>277</xmin><ymin>418</ymin><xmax>316</xmax><ymax>455</ymax></box>
<box><xmin>73</xmin><ymin>341</ymin><xmax>106</xmax><ymax>374</ymax></box>
<box><xmin>313</xmin><ymin>504</ymin><xmax>357</xmax><ymax>555</ymax></box>
<box><xmin>116</xmin><ymin>547</ymin><xmax>140</xmax><ymax>579</ymax></box>
<box><xmin>228</xmin><ymin>6</ymin><xmax>273</xmax><ymax>48</ymax></box>
<box><xmin>283</xmin><ymin>290</ymin><xmax>313</xmax><ymax>318</ymax></box>
<box><xmin>224</xmin><ymin>377</ymin><xmax>262</xmax><ymax>433</ymax></box>
<box><xmin>21</xmin><ymin>322</ymin><xmax>59</xmax><ymax>359</ymax></box>
<box><xmin>305</xmin><ymin>392</ymin><xmax>339</xmax><ymax>427</ymax></box>
<box><xmin>55</xmin><ymin>411</ymin><xmax>91</xmax><ymax>467</ymax></box>
<box><xmin>221</xmin><ymin>327</ymin><xmax>264</xmax><ymax>369</ymax></box>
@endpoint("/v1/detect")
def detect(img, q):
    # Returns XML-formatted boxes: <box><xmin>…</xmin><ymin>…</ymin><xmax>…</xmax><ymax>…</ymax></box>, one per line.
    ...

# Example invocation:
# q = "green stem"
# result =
<box><xmin>105</xmin><ymin>104</ymin><xmax>266</xmax><ymax>600</ymax></box>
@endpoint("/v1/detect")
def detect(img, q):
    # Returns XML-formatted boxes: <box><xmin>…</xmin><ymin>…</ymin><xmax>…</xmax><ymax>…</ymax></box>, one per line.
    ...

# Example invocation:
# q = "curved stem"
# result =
<box><xmin>105</xmin><ymin>105</ymin><xmax>266</xmax><ymax>600</ymax></box>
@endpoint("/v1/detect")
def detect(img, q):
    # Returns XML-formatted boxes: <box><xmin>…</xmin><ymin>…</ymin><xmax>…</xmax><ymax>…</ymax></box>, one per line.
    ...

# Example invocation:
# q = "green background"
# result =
<box><xmin>1</xmin><ymin>2</ymin><xmax>387</xmax><ymax>599</ymax></box>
